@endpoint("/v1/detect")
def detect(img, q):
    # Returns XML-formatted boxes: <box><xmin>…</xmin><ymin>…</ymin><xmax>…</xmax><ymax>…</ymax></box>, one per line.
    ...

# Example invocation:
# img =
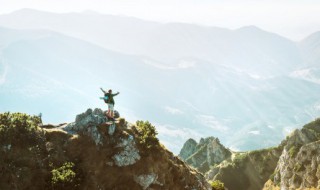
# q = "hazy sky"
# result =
<box><xmin>1</xmin><ymin>0</ymin><xmax>320</xmax><ymax>40</ymax></box>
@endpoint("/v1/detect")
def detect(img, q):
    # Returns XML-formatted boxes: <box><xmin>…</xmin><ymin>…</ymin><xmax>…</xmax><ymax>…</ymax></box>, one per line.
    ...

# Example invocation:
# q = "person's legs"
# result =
<box><xmin>107</xmin><ymin>104</ymin><xmax>112</xmax><ymax>118</ymax></box>
<box><xmin>109</xmin><ymin>104</ymin><xmax>114</xmax><ymax>118</ymax></box>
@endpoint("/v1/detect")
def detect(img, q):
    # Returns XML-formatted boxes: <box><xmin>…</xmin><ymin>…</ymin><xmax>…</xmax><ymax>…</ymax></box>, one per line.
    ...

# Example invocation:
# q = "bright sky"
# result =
<box><xmin>1</xmin><ymin>0</ymin><xmax>320</xmax><ymax>40</ymax></box>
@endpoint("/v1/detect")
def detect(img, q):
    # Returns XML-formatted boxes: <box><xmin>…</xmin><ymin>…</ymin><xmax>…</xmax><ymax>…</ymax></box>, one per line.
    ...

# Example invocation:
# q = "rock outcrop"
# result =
<box><xmin>65</xmin><ymin>108</ymin><xmax>107</xmax><ymax>145</ymax></box>
<box><xmin>113</xmin><ymin>136</ymin><xmax>141</xmax><ymax>167</ymax></box>
<box><xmin>180</xmin><ymin>119</ymin><xmax>320</xmax><ymax>190</ymax></box>
<box><xmin>264</xmin><ymin>118</ymin><xmax>320</xmax><ymax>190</ymax></box>
<box><xmin>133</xmin><ymin>173</ymin><xmax>158</xmax><ymax>190</ymax></box>
<box><xmin>0</xmin><ymin>110</ymin><xmax>210</xmax><ymax>190</ymax></box>
<box><xmin>179</xmin><ymin>138</ymin><xmax>198</xmax><ymax>160</ymax></box>
<box><xmin>179</xmin><ymin>137</ymin><xmax>231</xmax><ymax>173</ymax></box>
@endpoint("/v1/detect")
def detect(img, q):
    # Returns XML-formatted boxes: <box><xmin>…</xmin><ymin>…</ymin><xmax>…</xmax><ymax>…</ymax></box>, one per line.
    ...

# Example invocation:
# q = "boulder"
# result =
<box><xmin>134</xmin><ymin>173</ymin><xmax>157</xmax><ymax>190</ymax></box>
<box><xmin>113</xmin><ymin>136</ymin><xmax>141</xmax><ymax>167</ymax></box>
<box><xmin>65</xmin><ymin>108</ymin><xmax>107</xmax><ymax>144</ymax></box>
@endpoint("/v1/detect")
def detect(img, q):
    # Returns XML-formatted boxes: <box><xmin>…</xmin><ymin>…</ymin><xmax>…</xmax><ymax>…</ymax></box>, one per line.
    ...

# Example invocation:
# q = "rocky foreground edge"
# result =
<box><xmin>0</xmin><ymin>109</ymin><xmax>210</xmax><ymax>190</ymax></box>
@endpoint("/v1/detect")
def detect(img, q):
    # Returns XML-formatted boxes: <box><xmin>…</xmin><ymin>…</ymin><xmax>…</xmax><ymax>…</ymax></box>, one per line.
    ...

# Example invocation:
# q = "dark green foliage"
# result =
<box><xmin>0</xmin><ymin>112</ymin><xmax>41</xmax><ymax>131</ymax></box>
<box><xmin>233</xmin><ymin>153</ymin><xmax>248</xmax><ymax>167</ymax></box>
<box><xmin>0</xmin><ymin>112</ymin><xmax>43</xmax><ymax>144</ymax></box>
<box><xmin>303</xmin><ymin>118</ymin><xmax>320</xmax><ymax>133</ymax></box>
<box><xmin>269</xmin><ymin>170</ymin><xmax>282</xmax><ymax>185</ymax></box>
<box><xmin>269</xmin><ymin>171</ymin><xmax>276</xmax><ymax>181</ymax></box>
<box><xmin>51</xmin><ymin>162</ymin><xmax>78</xmax><ymax>188</ymax></box>
<box><xmin>211</xmin><ymin>180</ymin><xmax>225</xmax><ymax>190</ymax></box>
<box><xmin>0</xmin><ymin>112</ymin><xmax>47</xmax><ymax>189</ymax></box>
<box><xmin>136</xmin><ymin>120</ymin><xmax>159</xmax><ymax>149</ymax></box>
<box><xmin>292</xmin><ymin>174</ymin><xmax>302</xmax><ymax>185</ymax></box>
<box><xmin>293</xmin><ymin>163</ymin><xmax>305</xmax><ymax>172</ymax></box>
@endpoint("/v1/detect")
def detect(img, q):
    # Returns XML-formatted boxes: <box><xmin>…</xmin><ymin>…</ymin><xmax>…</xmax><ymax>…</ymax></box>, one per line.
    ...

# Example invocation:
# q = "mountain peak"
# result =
<box><xmin>0</xmin><ymin>110</ymin><xmax>210</xmax><ymax>189</ymax></box>
<box><xmin>302</xmin><ymin>31</ymin><xmax>320</xmax><ymax>42</ymax></box>
<box><xmin>237</xmin><ymin>25</ymin><xmax>263</xmax><ymax>32</ymax></box>
<box><xmin>10</xmin><ymin>8</ymin><xmax>52</xmax><ymax>15</ymax></box>
<box><xmin>179</xmin><ymin>136</ymin><xmax>231</xmax><ymax>173</ymax></box>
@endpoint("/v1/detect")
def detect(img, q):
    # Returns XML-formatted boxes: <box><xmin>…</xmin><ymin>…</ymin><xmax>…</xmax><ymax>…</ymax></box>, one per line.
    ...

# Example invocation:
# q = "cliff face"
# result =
<box><xmin>179</xmin><ymin>137</ymin><xmax>282</xmax><ymax>190</ymax></box>
<box><xmin>179</xmin><ymin>137</ymin><xmax>232</xmax><ymax>173</ymax></box>
<box><xmin>206</xmin><ymin>147</ymin><xmax>282</xmax><ymax>190</ymax></box>
<box><xmin>180</xmin><ymin>119</ymin><xmax>320</xmax><ymax>190</ymax></box>
<box><xmin>179</xmin><ymin>138</ymin><xmax>198</xmax><ymax>161</ymax></box>
<box><xmin>264</xmin><ymin>119</ymin><xmax>320</xmax><ymax>190</ymax></box>
<box><xmin>0</xmin><ymin>110</ymin><xmax>210</xmax><ymax>190</ymax></box>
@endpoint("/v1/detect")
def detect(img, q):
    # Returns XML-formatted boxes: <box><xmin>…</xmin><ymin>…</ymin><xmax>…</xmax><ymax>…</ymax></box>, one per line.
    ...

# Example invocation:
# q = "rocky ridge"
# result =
<box><xmin>180</xmin><ymin>119</ymin><xmax>320</xmax><ymax>190</ymax></box>
<box><xmin>0</xmin><ymin>110</ymin><xmax>210</xmax><ymax>190</ymax></box>
<box><xmin>263</xmin><ymin>119</ymin><xmax>320</xmax><ymax>190</ymax></box>
<box><xmin>179</xmin><ymin>137</ymin><xmax>232</xmax><ymax>173</ymax></box>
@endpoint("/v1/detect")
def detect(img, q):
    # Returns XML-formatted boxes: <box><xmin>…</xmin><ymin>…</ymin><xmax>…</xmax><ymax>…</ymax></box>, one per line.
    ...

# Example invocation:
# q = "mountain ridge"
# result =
<box><xmin>179</xmin><ymin>118</ymin><xmax>320</xmax><ymax>190</ymax></box>
<box><xmin>0</xmin><ymin>110</ymin><xmax>210</xmax><ymax>190</ymax></box>
<box><xmin>1</xmin><ymin>11</ymin><xmax>320</xmax><ymax>154</ymax></box>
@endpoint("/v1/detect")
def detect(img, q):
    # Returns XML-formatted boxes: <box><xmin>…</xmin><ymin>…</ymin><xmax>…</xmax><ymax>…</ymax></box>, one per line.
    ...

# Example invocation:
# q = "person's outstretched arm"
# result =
<box><xmin>100</xmin><ymin>87</ymin><xmax>106</xmax><ymax>93</ymax></box>
<box><xmin>113</xmin><ymin>92</ymin><xmax>120</xmax><ymax>96</ymax></box>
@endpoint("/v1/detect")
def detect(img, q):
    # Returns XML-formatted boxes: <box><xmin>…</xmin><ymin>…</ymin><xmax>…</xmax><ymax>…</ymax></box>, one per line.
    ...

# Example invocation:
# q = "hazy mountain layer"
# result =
<box><xmin>1</xmin><ymin>10</ymin><xmax>320</xmax><ymax>153</ymax></box>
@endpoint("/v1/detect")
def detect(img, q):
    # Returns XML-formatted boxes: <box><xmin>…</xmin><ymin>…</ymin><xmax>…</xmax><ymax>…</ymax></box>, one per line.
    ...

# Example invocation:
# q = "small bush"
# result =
<box><xmin>51</xmin><ymin>162</ymin><xmax>76</xmax><ymax>186</ymax></box>
<box><xmin>136</xmin><ymin>120</ymin><xmax>159</xmax><ymax>149</ymax></box>
<box><xmin>233</xmin><ymin>153</ymin><xmax>248</xmax><ymax>167</ymax></box>
<box><xmin>271</xmin><ymin>171</ymin><xmax>281</xmax><ymax>185</ymax></box>
<box><xmin>0</xmin><ymin>112</ymin><xmax>41</xmax><ymax>131</ymax></box>
<box><xmin>288</xmin><ymin>145</ymin><xmax>300</xmax><ymax>158</ymax></box>
<box><xmin>211</xmin><ymin>180</ymin><xmax>224</xmax><ymax>190</ymax></box>
<box><xmin>0</xmin><ymin>112</ymin><xmax>42</xmax><ymax>144</ymax></box>
<box><xmin>293</xmin><ymin>163</ymin><xmax>304</xmax><ymax>172</ymax></box>
<box><xmin>269</xmin><ymin>171</ymin><xmax>277</xmax><ymax>181</ymax></box>
<box><xmin>303</xmin><ymin>118</ymin><xmax>320</xmax><ymax>133</ymax></box>
<box><xmin>292</xmin><ymin>174</ymin><xmax>302</xmax><ymax>184</ymax></box>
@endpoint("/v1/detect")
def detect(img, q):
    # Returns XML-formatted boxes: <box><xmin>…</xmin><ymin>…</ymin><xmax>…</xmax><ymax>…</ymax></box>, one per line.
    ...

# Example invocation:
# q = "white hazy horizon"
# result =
<box><xmin>1</xmin><ymin>0</ymin><xmax>320</xmax><ymax>41</ymax></box>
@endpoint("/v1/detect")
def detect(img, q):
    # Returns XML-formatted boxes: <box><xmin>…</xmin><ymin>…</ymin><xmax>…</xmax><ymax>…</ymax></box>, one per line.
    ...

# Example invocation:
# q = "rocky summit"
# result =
<box><xmin>179</xmin><ymin>137</ymin><xmax>232</xmax><ymax>174</ymax></box>
<box><xmin>0</xmin><ymin>110</ymin><xmax>210</xmax><ymax>190</ymax></box>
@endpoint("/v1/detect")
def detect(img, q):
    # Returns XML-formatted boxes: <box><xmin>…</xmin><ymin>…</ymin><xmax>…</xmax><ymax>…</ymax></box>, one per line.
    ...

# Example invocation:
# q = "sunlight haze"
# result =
<box><xmin>1</xmin><ymin>0</ymin><xmax>320</xmax><ymax>40</ymax></box>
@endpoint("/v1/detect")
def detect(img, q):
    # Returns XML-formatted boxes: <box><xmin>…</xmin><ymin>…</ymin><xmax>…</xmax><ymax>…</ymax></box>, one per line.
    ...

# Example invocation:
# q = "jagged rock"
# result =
<box><xmin>179</xmin><ymin>138</ymin><xmax>197</xmax><ymax>160</ymax></box>
<box><xmin>103</xmin><ymin>110</ymin><xmax>120</xmax><ymax>119</ymax></box>
<box><xmin>113</xmin><ymin>136</ymin><xmax>141</xmax><ymax>167</ymax></box>
<box><xmin>114</xmin><ymin>110</ymin><xmax>120</xmax><ymax>118</ymax></box>
<box><xmin>133</xmin><ymin>173</ymin><xmax>157</xmax><ymax>190</ymax></box>
<box><xmin>108</xmin><ymin>123</ymin><xmax>116</xmax><ymax>135</ymax></box>
<box><xmin>264</xmin><ymin>119</ymin><xmax>320</xmax><ymax>190</ymax></box>
<box><xmin>65</xmin><ymin>108</ymin><xmax>107</xmax><ymax>144</ymax></box>
<box><xmin>207</xmin><ymin>137</ymin><xmax>231</xmax><ymax>165</ymax></box>
<box><xmin>0</xmin><ymin>111</ymin><xmax>210</xmax><ymax>190</ymax></box>
<box><xmin>87</xmin><ymin>125</ymin><xmax>103</xmax><ymax>145</ymax></box>
<box><xmin>205</xmin><ymin>167</ymin><xmax>220</xmax><ymax>180</ymax></box>
<box><xmin>180</xmin><ymin>137</ymin><xmax>231</xmax><ymax>173</ymax></box>
<box><xmin>273</xmin><ymin>141</ymin><xmax>320</xmax><ymax>189</ymax></box>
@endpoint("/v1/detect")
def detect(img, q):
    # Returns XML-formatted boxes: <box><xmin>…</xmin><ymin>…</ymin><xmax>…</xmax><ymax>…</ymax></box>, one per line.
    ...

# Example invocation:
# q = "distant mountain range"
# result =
<box><xmin>0</xmin><ymin>9</ymin><xmax>320</xmax><ymax>154</ymax></box>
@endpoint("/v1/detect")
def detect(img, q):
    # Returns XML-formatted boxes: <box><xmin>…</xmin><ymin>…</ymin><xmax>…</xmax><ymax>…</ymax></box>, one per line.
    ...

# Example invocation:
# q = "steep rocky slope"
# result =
<box><xmin>264</xmin><ymin>119</ymin><xmax>320</xmax><ymax>190</ymax></box>
<box><xmin>180</xmin><ymin>119</ymin><xmax>320</xmax><ymax>190</ymax></box>
<box><xmin>206</xmin><ymin>147</ymin><xmax>282</xmax><ymax>190</ymax></box>
<box><xmin>179</xmin><ymin>137</ymin><xmax>231</xmax><ymax>174</ymax></box>
<box><xmin>0</xmin><ymin>110</ymin><xmax>210</xmax><ymax>190</ymax></box>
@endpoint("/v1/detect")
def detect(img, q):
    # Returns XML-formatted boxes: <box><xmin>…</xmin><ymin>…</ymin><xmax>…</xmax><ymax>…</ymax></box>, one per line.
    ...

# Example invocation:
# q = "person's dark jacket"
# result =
<box><xmin>100</xmin><ymin>88</ymin><xmax>119</xmax><ymax>105</ymax></box>
<box><xmin>105</xmin><ymin>92</ymin><xmax>119</xmax><ymax>105</ymax></box>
